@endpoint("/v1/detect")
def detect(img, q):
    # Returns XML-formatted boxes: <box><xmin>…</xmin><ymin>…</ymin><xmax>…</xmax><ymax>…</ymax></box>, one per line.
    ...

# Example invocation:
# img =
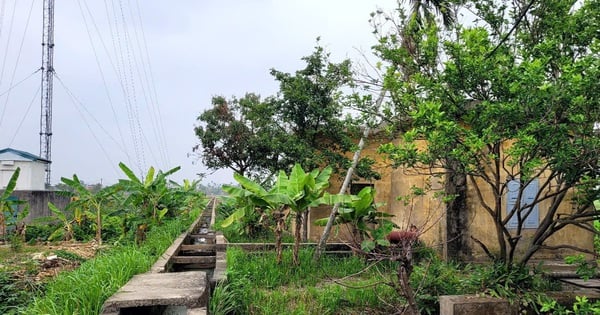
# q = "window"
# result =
<box><xmin>506</xmin><ymin>179</ymin><xmax>539</xmax><ymax>229</ymax></box>
<box><xmin>350</xmin><ymin>183</ymin><xmax>374</xmax><ymax>195</ymax></box>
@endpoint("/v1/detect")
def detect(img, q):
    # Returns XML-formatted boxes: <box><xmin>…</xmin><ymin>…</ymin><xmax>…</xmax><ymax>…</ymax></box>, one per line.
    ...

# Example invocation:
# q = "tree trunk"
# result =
<box><xmin>445</xmin><ymin>157</ymin><xmax>468</xmax><ymax>261</ymax></box>
<box><xmin>275</xmin><ymin>213</ymin><xmax>284</xmax><ymax>264</ymax></box>
<box><xmin>302</xmin><ymin>209</ymin><xmax>309</xmax><ymax>242</ymax></box>
<box><xmin>314</xmin><ymin>90</ymin><xmax>387</xmax><ymax>261</ymax></box>
<box><xmin>96</xmin><ymin>208</ymin><xmax>103</xmax><ymax>246</ymax></box>
<box><xmin>293</xmin><ymin>213</ymin><xmax>302</xmax><ymax>265</ymax></box>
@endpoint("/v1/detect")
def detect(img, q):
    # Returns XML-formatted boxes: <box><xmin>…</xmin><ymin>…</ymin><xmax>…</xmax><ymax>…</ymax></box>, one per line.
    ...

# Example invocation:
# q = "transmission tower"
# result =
<box><xmin>40</xmin><ymin>0</ymin><xmax>55</xmax><ymax>186</ymax></box>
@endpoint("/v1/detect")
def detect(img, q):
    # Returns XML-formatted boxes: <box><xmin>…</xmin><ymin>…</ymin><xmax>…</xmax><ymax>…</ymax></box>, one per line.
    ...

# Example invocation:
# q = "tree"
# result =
<box><xmin>193</xmin><ymin>94</ymin><xmax>282</xmax><ymax>179</ymax></box>
<box><xmin>369</xmin><ymin>0</ymin><xmax>470</xmax><ymax>260</ymax></box>
<box><xmin>269</xmin><ymin>43</ymin><xmax>362</xmax><ymax>174</ymax></box>
<box><xmin>378</xmin><ymin>0</ymin><xmax>600</xmax><ymax>266</ymax></box>
<box><xmin>194</xmin><ymin>44</ymin><xmax>380</xmax><ymax>183</ymax></box>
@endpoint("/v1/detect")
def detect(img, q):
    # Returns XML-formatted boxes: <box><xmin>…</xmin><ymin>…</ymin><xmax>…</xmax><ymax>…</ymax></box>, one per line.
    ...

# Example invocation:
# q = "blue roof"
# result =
<box><xmin>0</xmin><ymin>148</ymin><xmax>50</xmax><ymax>163</ymax></box>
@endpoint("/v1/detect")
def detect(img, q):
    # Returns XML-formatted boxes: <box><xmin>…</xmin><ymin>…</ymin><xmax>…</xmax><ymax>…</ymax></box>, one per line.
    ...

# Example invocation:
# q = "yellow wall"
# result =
<box><xmin>309</xmin><ymin>133</ymin><xmax>594</xmax><ymax>262</ymax></box>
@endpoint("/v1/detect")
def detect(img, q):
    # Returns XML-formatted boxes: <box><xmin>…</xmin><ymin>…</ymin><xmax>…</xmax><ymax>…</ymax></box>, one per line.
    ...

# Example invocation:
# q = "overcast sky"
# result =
<box><xmin>0</xmin><ymin>0</ymin><xmax>399</xmax><ymax>186</ymax></box>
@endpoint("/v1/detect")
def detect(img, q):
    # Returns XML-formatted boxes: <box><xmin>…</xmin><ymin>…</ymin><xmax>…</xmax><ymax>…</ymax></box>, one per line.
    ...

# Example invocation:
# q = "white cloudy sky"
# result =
<box><xmin>0</xmin><ymin>0</ymin><xmax>399</xmax><ymax>186</ymax></box>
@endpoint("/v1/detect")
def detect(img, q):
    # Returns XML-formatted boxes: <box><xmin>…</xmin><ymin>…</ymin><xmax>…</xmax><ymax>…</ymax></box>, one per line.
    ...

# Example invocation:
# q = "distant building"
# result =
<box><xmin>0</xmin><ymin>148</ymin><xmax>49</xmax><ymax>191</ymax></box>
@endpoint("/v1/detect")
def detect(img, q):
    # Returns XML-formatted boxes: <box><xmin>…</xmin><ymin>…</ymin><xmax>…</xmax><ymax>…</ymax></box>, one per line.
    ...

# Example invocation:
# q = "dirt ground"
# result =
<box><xmin>0</xmin><ymin>241</ymin><xmax>100</xmax><ymax>282</ymax></box>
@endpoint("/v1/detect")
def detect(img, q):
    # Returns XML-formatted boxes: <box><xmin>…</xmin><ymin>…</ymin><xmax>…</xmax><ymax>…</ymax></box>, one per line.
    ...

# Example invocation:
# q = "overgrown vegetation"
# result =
<box><xmin>0</xmin><ymin>162</ymin><xmax>207</xmax><ymax>314</ymax></box>
<box><xmin>26</xmin><ymin>218</ymin><xmax>194</xmax><ymax>314</ymax></box>
<box><xmin>210</xmin><ymin>247</ymin><xmax>564</xmax><ymax>315</ymax></box>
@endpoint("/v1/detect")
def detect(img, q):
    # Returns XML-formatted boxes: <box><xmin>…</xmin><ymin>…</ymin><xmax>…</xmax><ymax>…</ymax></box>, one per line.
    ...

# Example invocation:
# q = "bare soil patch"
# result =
<box><xmin>0</xmin><ymin>241</ymin><xmax>100</xmax><ymax>282</ymax></box>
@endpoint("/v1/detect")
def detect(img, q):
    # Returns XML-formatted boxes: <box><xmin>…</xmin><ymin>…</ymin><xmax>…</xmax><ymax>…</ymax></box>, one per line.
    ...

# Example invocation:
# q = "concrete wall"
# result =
<box><xmin>8</xmin><ymin>190</ymin><xmax>70</xmax><ymax>223</ymax></box>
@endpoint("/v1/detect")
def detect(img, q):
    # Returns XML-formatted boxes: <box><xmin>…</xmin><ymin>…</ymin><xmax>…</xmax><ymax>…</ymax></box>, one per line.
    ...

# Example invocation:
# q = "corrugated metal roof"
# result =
<box><xmin>0</xmin><ymin>148</ymin><xmax>50</xmax><ymax>163</ymax></box>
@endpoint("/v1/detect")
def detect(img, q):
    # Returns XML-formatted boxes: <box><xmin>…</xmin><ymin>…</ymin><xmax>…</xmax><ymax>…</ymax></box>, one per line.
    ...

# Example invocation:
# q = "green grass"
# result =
<box><xmin>211</xmin><ymin>247</ymin><xmax>403</xmax><ymax>315</ymax></box>
<box><xmin>25</xmin><ymin>217</ymin><xmax>193</xmax><ymax>315</ymax></box>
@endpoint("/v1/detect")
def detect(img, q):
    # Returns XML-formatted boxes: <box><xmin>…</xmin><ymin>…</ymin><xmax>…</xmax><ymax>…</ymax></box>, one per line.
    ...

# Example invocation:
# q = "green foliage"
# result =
<box><xmin>193</xmin><ymin>93</ymin><xmax>284</xmax><ymax>179</ymax></box>
<box><xmin>465</xmin><ymin>263</ymin><xmax>560</xmax><ymax>313</ymax></box>
<box><xmin>222</xmin><ymin>163</ymin><xmax>333</xmax><ymax>264</ymax></box>
<box><xmin>376</xmin><ymin>0</ymin><xmax>600</xmax><ymax>265</ymax></box>
<box><xmin>194</xmin><ymin>44</ymin><xmax>380</xmax><ymax>182</ymax></box>
<box><xmin>410</xmin><ymin>258</ymin><xmax>474</xmax><ymax>314</ymax></box>
<box><xmin>224</xmin><ymin>247</ymin><xmax>401</xmax><ymax>314</ymax></box>
<box><xmin>53</xmin><ymin>249</ymin><xmax>87</xmax><ymax>263</ymax></box>
<box><xmin>0</xmin><ymin>271</ymin><xmax>31</xmax><ymax>314</ymax></box>
<box><xmin>47</xmin><ymin>202</ymin><xmax>74</xmax><ymax>242</ymax></box>
<box><xmin>117</xmin><ymin>162</ymin><xmax>181</xmax><ymax>223</ymax></box>
<box><xmin>60</xmin><ymin>174</ymin><xmax>121</xmax><ymax>245</ymax></box>
<box><xmin>540</xmin><ymin>295</ymin><xmax>600</xmax><ymax>315</ymax></box>
<box><xmin>209</xmin><ymin>280</ymin><xmax>240</xmax><ymax>315</ymax></box>
<box><xmin>565</xmin><ymin>254</ymin><xmax>597</xmax><ymax>281</ymax></box>
<box><xmin>315</xmin><ymin>186</ymin><xmax>394</xmax><ymax>247</ymax></box>
<box><xmin>0</xmin><ymin>168</ymin><xmax>29</xmax><ymax>242</ymax></box>
<box><xmin>25</xmin><ymin>223</ymin><xmax>57</xmax><ymax>242</ymax></box>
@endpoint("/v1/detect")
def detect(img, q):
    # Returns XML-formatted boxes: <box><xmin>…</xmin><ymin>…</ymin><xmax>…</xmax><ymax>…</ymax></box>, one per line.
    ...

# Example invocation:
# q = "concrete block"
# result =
<box><xmin>439</xmin><ymin>295</ymin><xmax>517</xmax><ymax>315</ymax></box>
<box><xmin>101</xmin><ymin>271</ymin><xmax>208</xmax><ymax>314</ymax></box>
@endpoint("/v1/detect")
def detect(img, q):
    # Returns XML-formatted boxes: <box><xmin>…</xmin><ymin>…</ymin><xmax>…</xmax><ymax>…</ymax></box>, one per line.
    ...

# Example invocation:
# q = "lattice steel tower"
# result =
<box><xmin>40</xmin><ymin>0</ymin><xmax>55</xmax><ymax>186</ymax></box>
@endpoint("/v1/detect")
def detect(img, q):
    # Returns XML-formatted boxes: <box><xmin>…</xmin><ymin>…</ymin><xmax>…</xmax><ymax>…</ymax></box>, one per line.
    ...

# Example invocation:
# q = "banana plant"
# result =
<box><xmin>47</xmin><ymin>202</ymin><xmax>74</xmax><ymax>242</ymax></box>
<box><xmin>281</xmin><ymin>164</ymin><xmax>333</xmax><ymax>265</ymax></box>
<box><xmin>0</xmin><ymin>167</ymin><xmax>28</xmax><ymax>241</ymax></box>
<box><xmin>222</xmin><ymin>171</ymin><xmax>293</xmax><ymax>263</ymax></box>
<box><xmin>222</xmin><ymin>163</ymin><xmax>335</xmax><ymax>265</ymax></box>
<box><xmin>60</xmin><ymin>175</ymin><xmax>120</xmax><ymax>245</ymax></box>
<box><xmin>315</xmin><ymin>186</ymin><xmax>394</xmax><ymax>250</ymax></box>
<box><xmin>117</xmin><ymin>162</ymin><xmax>181</xmax><ymax>243</ymax></box>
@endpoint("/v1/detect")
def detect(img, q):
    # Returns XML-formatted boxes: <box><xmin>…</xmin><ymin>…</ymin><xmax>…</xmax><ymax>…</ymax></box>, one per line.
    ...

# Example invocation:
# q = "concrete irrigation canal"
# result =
<box><xmin>101</xmin><ymin>198</ymin><xmax>226</xmax><ymax>315</ymax></box>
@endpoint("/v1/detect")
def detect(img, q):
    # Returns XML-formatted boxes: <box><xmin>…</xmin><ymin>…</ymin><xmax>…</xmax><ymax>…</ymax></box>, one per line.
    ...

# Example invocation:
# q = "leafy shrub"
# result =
<box><xmin>0</xmin><ymin>272</ymin><xmax>30</xmax><ymax>314</ymax></box>
<box><xmin>411</xmin><ymin>257</ymin><xmax>474</xmax><ymax>314</ymax></box>
<box><xmin>25</xmin><ymin>224</ymin><xmax>58</xmax><ymax>242</ymax></box>
<box><xmin>214</xmin><ymin>199</ymin><xmax>278</xmax><ymax>243</ymax></box>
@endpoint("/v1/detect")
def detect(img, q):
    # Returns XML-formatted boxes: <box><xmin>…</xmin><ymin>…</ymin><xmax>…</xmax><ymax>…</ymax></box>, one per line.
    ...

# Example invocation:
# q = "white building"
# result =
<box><xmin>0</xmin><ymin>148</ymin><xmax>49</xmax><ymax>191</ymax></box>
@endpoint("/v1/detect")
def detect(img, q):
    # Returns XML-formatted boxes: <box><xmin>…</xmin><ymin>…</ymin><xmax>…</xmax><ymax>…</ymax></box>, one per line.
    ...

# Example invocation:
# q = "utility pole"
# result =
<box><xmin>40</xmin><ymin>0</ymin><xmax>55</xmax><ymax>186</ymax></box>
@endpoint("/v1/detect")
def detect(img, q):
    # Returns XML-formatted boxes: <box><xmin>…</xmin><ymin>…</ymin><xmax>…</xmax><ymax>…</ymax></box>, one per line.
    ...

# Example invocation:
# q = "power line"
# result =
<box><xmin>0</xmin><ymin>0</ymin><xmax>35</xmax><ymax>132</ymax></box>
<box><xmin>77</xmin><ymin>0</ymin><xmax>132</xmax><ymax>164</ymax></box>
<box><xmin>54</xmin><ymin>72</ymin><xmax>120</xmax><ymax>176</ymax></box>
<box><xmin>9</xmin><ymin>84</ymin><xmax>40</xmax><ymax>146</ymax></box>
<box><xmin>0</xmin><ymin>69</ymin><xmax>39</xmax><ymax>97</ymax></box>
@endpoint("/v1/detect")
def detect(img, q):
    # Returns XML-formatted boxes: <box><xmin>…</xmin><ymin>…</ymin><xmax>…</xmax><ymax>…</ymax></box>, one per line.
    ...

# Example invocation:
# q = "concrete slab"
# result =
<box><xmin>101</xmin><ymin>271</ymin><xmax>208</xmax><ymax>314</ymax></box>
<box><xmin>439</xmin><ymin>295</ymin><xmax>517</xmax><ymax>315</ymax></box>
<box><xmin>560</xmin><ymin>278</ymin><xmax>600</xmax><ymax>289</ymax></box>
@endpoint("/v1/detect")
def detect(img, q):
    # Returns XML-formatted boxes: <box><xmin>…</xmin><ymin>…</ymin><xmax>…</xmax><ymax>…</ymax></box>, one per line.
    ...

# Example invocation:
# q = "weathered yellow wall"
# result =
<box><xmin>309</xmin><ymin>136</ymin><xmax>447</xmax><ymax>255</ymax></box>
<box><xmin>467</xmin><ymin>173</ymin><xmax>594</xmax><ymax>261</ymax></box>
<box><xmin>309</xmin><ymin>133</ymin><xmax>594</xmax><ymax>262</ymax></box>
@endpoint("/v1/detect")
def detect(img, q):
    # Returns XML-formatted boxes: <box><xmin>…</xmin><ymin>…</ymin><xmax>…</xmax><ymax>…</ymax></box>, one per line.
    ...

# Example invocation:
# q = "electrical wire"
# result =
<box><xmin>0</xmin><ymin>0</ymin><xmax>7</xmax><ymax>41</ymax></box>
<box><xmin>77</xmin><ymin>0</ymin><xmax>131</xmax><ymax>164</ymax></box>
<box><xmin>131</xmin><ymin>0</ymin><xmax>171</xmax><ymax>167</ymax></box>
<box><xmin>0</xmin><ymin>69</ymin><xmax>39</xmax><ymax>97</ymax></box>
<box><xmin>8</xmin><ymin>83</ymin><xmax>39</xmax><ymax>146</ymax></box>
<box><xmin>54</xmin><ymin>72</ymin><xmax>121</xmax><ymax>176</ymax></box>
<box><xmin>0</xmin><ymin>0</ymin><xmax>34</xmax><ymax>132</ymax></box>
<box><xmin>116</xmin><ymin>0</ymin><xmax>147</xmax><ymax>173</ymax></box>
